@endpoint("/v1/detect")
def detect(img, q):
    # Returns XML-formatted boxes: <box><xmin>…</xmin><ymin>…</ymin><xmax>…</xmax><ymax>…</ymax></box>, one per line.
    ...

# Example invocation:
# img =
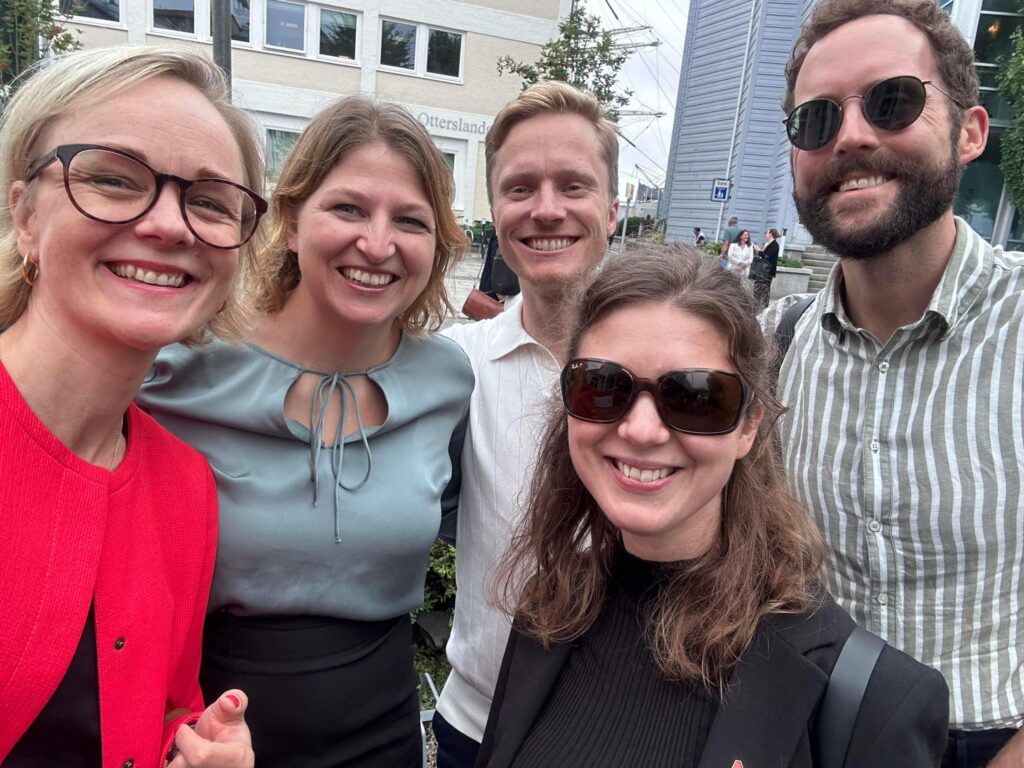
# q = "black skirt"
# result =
<box><xmin>201</xmin><ymin>611</ymin><xmax>421</xmax><ymax>768</ymax></box>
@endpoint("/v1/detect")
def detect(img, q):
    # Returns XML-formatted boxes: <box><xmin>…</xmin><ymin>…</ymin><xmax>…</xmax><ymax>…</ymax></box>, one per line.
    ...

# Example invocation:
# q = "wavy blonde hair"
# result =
<box><xmin>250</xmin><ymin>96</ymin><xmax>465</xmax><ymax>335</ymax></box>
<box><xmin>0</xmin><ymin>45</ymin><xmax>266</xmax><ymax>343</ymax></box>
<box><xmin>485</xmin><ymin>81</ymin><xmax>619</xmax><ymax>204</ymax></box>
<box><xmin>499</xmin><ymin>245</ymin><xmax>825</xmax><ymax>691</ymax></box>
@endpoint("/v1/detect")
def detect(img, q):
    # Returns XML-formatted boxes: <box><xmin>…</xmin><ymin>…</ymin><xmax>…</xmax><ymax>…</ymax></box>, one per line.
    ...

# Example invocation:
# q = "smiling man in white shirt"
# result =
<box><xmin>435</xmin><ymin>82</ymin><xmax>619</xmax><ymax>767</ymax></box>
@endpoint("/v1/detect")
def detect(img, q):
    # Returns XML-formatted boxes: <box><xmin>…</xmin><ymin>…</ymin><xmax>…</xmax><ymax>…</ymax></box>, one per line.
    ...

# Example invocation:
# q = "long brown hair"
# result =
<box><xmin>250</xmin><ymin>96</ymin><xmax>465</xmax><ymax>335</ymax></box>
<box><xmin>499</xmin><ymin>246</ymin><xmax>824</xmax><ymax>690</ymax></box>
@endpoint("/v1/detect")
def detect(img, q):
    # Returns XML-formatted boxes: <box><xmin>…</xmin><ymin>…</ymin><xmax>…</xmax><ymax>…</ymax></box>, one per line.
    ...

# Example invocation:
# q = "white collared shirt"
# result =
<box><xmin>437</xmin><ymin>301</ymin><xmax>560</xmax><ymax>741</ymax></box>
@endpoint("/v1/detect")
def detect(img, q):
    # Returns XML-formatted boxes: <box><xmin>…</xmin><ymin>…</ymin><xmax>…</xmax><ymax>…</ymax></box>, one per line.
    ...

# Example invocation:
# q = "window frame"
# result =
<box><xmin>264</xmin><ymin>0</ymin><xmax>307</xmax><ymax>54</ymax></box>
<box><xmin>378</xmin><ymin>17</ymin><xmax>465</xmax><ymax>83</ymax></box>
<box><xmin>151</xmin><ymin>0</ymin><xmax>198</xmax><ymax>36</ymax></box>
<box><xmin>316</xmin><ymin>6</ymin><xmax>360</xmax><ymax>63</ymax></box>
<box><xmin>60</xmin><ymin>0</ymin><xmax>124</xmax><ymax>28</ymax></box>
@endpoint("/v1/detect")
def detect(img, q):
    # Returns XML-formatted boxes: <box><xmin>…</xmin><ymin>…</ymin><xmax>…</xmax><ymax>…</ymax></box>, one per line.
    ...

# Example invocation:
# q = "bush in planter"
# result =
<box><xmin>778</xmin><ymin>256</ymin><xmax>805</xmax><ymax>268</ymax></box>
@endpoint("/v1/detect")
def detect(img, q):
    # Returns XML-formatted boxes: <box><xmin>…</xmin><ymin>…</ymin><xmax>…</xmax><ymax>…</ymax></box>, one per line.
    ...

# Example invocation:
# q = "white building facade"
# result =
<box><xmin>63</xmin><ymin>0</ymin><xmax>569</xmax><ymax>221</ymax></box>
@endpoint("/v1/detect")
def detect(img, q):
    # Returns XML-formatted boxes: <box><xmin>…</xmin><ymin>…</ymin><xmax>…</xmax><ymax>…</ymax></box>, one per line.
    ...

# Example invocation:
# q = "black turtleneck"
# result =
<box><xmin>511</xmin><ymin>549</ymin><xmax>719</xmax><ymax>768</ymax></box>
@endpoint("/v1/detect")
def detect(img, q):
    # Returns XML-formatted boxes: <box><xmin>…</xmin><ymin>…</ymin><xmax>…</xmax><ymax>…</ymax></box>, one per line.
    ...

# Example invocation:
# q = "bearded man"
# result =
<box><xmin>773</xmin><ymin>1</ymin><xmax>1024</xmax><ymax>767</ymax></box>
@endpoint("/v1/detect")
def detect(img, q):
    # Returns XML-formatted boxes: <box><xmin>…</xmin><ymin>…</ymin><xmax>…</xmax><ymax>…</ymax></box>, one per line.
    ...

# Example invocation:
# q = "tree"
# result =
<box><xmin>999</xmin><ymin>19</ymin><xmax>1024</xmax><ymax>210</ymax></box>
<box><xmin>497</xmin><ymin>4</ymin><xmax>631</xmax><ymax>119</ymax></box>
<box><xmin>0</xmin><ymin>0</ymin><xmax>81</xmax><ymax>97</ymax></box>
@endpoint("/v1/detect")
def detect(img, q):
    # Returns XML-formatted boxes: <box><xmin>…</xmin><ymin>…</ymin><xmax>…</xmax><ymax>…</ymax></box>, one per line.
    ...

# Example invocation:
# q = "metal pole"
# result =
<box><xmin>715</xmin><ymin>0</ymin><xmax>757</xmax><ymax>241</ymax></box>
<box><xmin>212</xmin><ymin>0</ymin><xmax>232</xmax><ymax>92</ymax></box>
<box><xmin>618</xmin><ymin>193</ymin><xmax>631</xmax><ymax>254</ymax></box>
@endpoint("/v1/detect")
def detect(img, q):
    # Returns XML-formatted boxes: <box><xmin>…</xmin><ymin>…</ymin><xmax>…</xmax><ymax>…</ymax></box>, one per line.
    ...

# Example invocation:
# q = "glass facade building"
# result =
<box><xmin>951</xmin><ymin>0</ymin><xmax>1022</xmax><ymax>248</ymax></box>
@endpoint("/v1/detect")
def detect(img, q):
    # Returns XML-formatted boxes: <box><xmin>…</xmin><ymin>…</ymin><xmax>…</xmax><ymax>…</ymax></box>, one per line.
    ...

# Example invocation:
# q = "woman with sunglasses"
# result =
<box><xmin>0</xmin><ymin>47</ymin><xmax>267</xmax><ymax>766</ymax></box>
<box><xmin>478</xmin><ymin>248</ymin><xmax>948</xmax><ymax>767</ymax></box>
<box><xmin>139</xmin><ymin>96</ymin><xmax>472</xmax><ymax>766</ymax></box>
<box><xmin>725</xmin><ymin>228</ymin><xmax>754</xmax><ymax>280</ymax></box>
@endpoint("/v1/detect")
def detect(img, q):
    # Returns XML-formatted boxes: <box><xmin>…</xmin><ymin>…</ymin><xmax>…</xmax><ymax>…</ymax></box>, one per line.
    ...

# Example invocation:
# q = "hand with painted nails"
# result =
<box><xmin>167</xmin><ymin>690</ymin><xmax>254</xmax><ymax>768</ymax></box>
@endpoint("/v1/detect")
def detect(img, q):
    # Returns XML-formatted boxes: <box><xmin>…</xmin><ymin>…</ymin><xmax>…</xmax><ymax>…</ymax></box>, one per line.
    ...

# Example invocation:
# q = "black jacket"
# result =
<box><xmin>477</xmin><ymin>595</ymin><xmax>948</xmax><ymax>767</ymax></box>
<box><xmin>753</xmin><ymin>238</ymin><xmax>780</xmax><ymax>281</ymax></box>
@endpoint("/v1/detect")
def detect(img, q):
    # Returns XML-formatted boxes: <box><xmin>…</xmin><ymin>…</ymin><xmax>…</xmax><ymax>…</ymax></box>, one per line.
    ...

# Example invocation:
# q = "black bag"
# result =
<box><xmin>749</xmin><ymin>254</ymin><xmax>771</xmax><ymax>280</ymax></box>
<box><xmin>491</xmin><ymin>252</ymin><xmax>521</xmax><ymax>296</ymax></box>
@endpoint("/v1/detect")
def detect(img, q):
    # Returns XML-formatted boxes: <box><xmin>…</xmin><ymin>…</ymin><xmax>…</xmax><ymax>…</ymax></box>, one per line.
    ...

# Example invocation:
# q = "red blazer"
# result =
<box><xmin>0</xmin><ymin>364</ymin><xmax>217</xmax><ymax>766</ymax></box>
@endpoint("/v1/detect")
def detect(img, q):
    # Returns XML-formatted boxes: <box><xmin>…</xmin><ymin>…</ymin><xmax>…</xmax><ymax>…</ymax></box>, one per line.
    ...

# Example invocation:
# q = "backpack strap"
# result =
<box><xmin>774</xmin><ymin>294</ymin><xmax>816</xmax><ymax>363</ymax></box>
<box><xmin>817</xmin><ymin>626</ymin><xmax>887</xmax><ymax>768</ymax></box>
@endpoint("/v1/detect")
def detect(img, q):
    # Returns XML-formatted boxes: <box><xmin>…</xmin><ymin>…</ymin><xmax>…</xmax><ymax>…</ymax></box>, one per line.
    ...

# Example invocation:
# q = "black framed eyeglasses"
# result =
<box><xmin>25</xmin><ymin>143</ymin><xmax>268</xmax><ymax>249</ymax></box>
<box><xmin>561</xmin><ymin>358</ymin><xmax>752</xmax><ymax>436</ymax></box>
<box><xmin>783</xmin><ymin>75</ymin><xmax>968</xmax><ymax>152</ymax></box>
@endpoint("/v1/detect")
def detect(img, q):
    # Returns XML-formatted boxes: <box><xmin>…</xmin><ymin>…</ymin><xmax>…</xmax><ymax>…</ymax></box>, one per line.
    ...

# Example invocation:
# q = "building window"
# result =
<box><xmin>154</xmin><ymin>0</ymin><xmax>194</xmax><ymax>32</ymax></box>
<box><xmin>210</xmin><ymin>0</ymin><xmax>251</xmax><ymax>42</ymax></box>
<box><xmin>939</xmin><ymin>0</ymin><xmax>954</xmax><ymax>14</ymax></box>
<box><xmin>266</xmin><ymin>0</ymin><xmax>305</xmax><ymax>51</ymax></box>
<box><xmin>958</xmin><ymin>130</ymin><xmax>1004</xmax><ymax>240</ymax></box>
<box><xmin>267</xmin><ymin>129</ymin><xmax>301</xmax><ymax>182</ymax></box>
<box><xmin>380</xmin><ymin>19</ymin><xmax>463</xmax><ymax>79</ymax></box>
<box><xmin>61</xmin><ymin>0</ymin><xmax>119</xmax><ymax>21</ymax></box>
<box><xmin>320</xmin><ymin>8</ymin><xmax>357</xmax><ymax>60</ymax></box>
<box><xmin>381</xmin><ymin>20</ymin><xmax>417</xmax><ymax>69</ymax></box>
<box><xmin>441</xmin><ymin>152</ymin><xmax>455</xmax><ymax>175</ymax></box>
<box><xmin>975</xmin><ymin>13</ymin><xmax>1023</xmax><ymax>65</ymax></box>
<box><xmin>981</xmin><ymin>0</ymin><xmax>1020</xmax><ymax>11</ymax></box>
<box><xmin>427</xmin><ymin>28</ymin><xmax>462</xmax><ymax>78</ymax></box>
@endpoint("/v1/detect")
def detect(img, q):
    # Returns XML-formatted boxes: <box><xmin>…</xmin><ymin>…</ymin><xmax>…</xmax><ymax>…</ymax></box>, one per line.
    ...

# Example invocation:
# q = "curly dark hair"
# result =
<box><xmin>784</xmin><ymin>0</ymin><xmax>979</xmax><ymax>114</ymax></box>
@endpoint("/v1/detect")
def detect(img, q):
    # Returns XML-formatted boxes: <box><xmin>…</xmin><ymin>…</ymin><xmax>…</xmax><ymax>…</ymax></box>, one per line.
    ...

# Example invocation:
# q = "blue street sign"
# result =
<box><xmin>711</xmin><ymin>178</ymin><xmax>731</xmax><ymax>202</ymax></box>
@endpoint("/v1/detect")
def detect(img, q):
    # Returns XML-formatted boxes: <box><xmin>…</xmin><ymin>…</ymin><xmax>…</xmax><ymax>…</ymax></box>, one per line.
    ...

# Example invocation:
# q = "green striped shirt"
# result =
<box><xmin>773</xmin><ymin>218</ymin><xmax>1024</xmax><ymax>730</ymax></box>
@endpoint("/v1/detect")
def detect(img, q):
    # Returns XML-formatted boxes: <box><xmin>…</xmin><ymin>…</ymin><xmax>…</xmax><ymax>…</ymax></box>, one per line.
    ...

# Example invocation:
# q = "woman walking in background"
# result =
<box><xmin>750</xmin><ymin>228</ymin><xmax>781</xmax><ymax>308</ymax></box>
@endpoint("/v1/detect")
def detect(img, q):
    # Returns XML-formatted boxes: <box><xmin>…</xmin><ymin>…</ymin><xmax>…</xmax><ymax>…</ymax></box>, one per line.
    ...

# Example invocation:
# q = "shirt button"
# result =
<box><xmin>122</xmin><ymin>760</ymin><xmax>135</xmax><ymax>768</ymax></box>
<box><xmin>876</xmin><ymin>594</ymin><xmax>888</xmax><ymax>606</ymax></box>
<box><xmin>878</xmin><ymin>361</ymin><xmax>890</xmax><ymax>373</ymax></box>
<box><xmin>868</xmin><ymin>519</ymin><xmax>882</xmax><ymax>532</ymax></box>
<box><xmin>869</xmin><ymin>440</ymin><xmax>880</xmax><ymax>452</ymax></box>
<box><xmin>114</xmin><ymin>637</ymin><xmax>125</xmax><ymax>650</ymax></box>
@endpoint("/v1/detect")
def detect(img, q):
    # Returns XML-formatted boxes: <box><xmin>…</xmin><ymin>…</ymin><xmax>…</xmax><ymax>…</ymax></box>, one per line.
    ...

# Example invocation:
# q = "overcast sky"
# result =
<box><xmin>587</xmin><ymin>0</ymin><xmax>691</xmax><ymax>201</ymax></box>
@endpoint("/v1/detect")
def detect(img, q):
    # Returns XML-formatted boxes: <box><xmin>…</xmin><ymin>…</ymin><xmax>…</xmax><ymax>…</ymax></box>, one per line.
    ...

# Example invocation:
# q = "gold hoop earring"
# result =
<box><xmin>21</xmin><ymin>253</ymin><xmax>39</xmax><ymax>287</ymax></box>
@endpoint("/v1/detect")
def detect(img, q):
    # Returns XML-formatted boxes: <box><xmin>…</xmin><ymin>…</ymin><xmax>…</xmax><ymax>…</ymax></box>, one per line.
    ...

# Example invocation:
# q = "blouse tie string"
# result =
<box><xmin>307</xmin><ymin>372</ymin><xmax>373</xmax><ymax>543</ymax></box>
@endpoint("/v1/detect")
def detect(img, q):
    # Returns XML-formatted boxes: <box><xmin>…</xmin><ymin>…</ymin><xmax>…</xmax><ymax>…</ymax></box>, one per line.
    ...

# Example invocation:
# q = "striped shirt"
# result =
<box><xmin>772</xmin><ymin>218</ymin><xmax>1024</xmax><ymax>730</ymax></box>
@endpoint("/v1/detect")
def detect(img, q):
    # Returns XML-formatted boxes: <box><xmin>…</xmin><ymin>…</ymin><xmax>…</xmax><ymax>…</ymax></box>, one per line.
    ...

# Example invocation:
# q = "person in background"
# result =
<box><xmin>771</xmin><ymin>0</ymin><xmax>1024</xmax><ymax>765</ymax></box>
<box><xmin>433</xmin><ymin>82</ymin><xmax>619</xmax><ymax>767</ymax></box>
<box><xmin>726</xmin><ymin>228</ymin><xmax>754</xmax><ymax>279</ymax></box>
<box><xmin>0</xmin><ymin>45</ymin><xmax>267</xmax><ymax>766</ymax></box>
<box><xmin>139</xmin><ymin>96</ymin><xmax>472</xmax><ymax>767</ymax></box>
<box><xmin>750</xmin><ymin>227</ymin><xmax>781</xmax><ymax>308</ymax></box>
<box><xmin>719</xmin><ymin>215</ymin><xmax>741</xmax><ymax>257</ymax></box>
<box><xmin>479</xmin><ymin>248</ymin><xmax>948</xmax><ymax>767</ymax></box>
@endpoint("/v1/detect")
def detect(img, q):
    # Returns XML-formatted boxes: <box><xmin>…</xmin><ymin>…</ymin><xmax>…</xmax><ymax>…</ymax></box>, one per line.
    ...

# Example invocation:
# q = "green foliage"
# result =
<box><xmin>778</xmin><ymin>256</ymin><xmax>805</xmax><ymax>268</ymax></box>
<box><xmin>702</xmin><ymin>240</ymin><xmax>724</xmax><ymax>259</ymax></box>
<box><xmin>413</xmin><ymin>539</ymin><xmax>457</xmax><ymax>709</ymax></box>
<box><xmin>497</xmin><ymin>5</ymin><xmax>631</xmax><ymax>119</ymax></box>
<box><xmin>416</xmin><ymin>539</ymin><xmax>457</xmax><ymax>617</ymax></box>
<box><xmin>0</xmin><ymin>0</ymin><xmax>81</xmax><ymax>96</ymax></box>
<box><xmin>999</xmin><ymin>23</ymin><xmax>1024</xmax><ymax>210</ymax></box>
<box><xmin>414</xmin><ymin>640</ymin><xmax>450</xmax><ymax>710</ymax></box>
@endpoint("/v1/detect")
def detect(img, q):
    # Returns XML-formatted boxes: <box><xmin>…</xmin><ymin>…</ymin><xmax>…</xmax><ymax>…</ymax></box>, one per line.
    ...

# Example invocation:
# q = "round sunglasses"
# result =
<box><xmin>784</xmin><ymin>75</ymin><xmax>968</xmax><ymax>152</ymax></box>
<box><xmin>561</xmin><ymin>358</ymin><xmax>751</xmax><ymax>436</ymax></box>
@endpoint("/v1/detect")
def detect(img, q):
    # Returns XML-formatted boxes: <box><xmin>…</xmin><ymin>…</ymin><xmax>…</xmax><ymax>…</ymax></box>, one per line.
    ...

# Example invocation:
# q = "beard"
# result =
<box><xmin>792</xmin><ymin>141</ymin><xmax>963</xmax><ymax>261</ymax></box>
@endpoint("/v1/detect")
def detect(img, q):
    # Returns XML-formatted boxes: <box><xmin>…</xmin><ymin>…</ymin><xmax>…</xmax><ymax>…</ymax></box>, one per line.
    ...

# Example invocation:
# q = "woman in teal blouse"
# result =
<box><xmin>139</xmin><ymin>96</ymin><xmax>472</xmax><ymax>767</ymax></box>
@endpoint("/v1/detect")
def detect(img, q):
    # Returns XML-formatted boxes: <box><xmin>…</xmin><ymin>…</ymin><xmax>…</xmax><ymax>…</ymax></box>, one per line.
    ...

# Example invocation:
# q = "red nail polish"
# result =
<box><xmin>226</xmin><ymin>694</ymin><xmax>240</xmax><ymax>708</ymax></box>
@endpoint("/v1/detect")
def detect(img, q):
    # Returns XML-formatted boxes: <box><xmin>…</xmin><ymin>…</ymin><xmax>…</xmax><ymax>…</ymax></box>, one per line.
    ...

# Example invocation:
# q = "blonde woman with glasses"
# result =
<box><xmin>0</xmin><ymin>46</ymin><xmax>268</xmax><ymax>766</ymax></box>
